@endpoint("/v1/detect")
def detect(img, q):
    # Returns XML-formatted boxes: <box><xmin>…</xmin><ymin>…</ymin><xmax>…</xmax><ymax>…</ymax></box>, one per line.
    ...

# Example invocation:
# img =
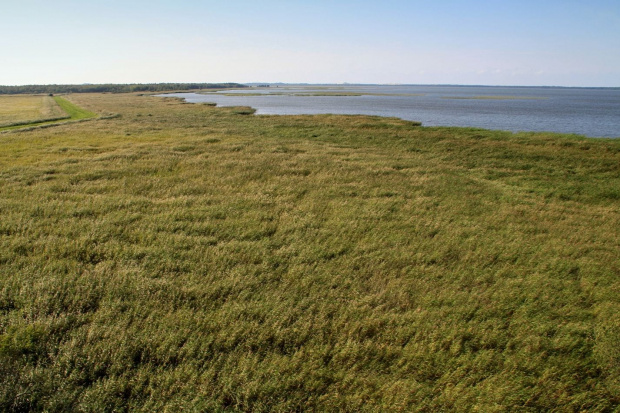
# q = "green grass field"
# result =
<box><xmin>0</xmin><ymin>93</ymin><xmax>619</xmax><ymax>411</ymax></box>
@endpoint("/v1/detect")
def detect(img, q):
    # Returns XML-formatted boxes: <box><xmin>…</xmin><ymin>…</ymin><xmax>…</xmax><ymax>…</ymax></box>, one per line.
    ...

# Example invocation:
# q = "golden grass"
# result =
<box><xmin>0</xmin><ymin>95</ymin><xmax>65</xmax><ymax>126</ymax></box>
<box><xmin>0</xmin><ymin>96</ymin><xmax>99</xmax><ymax>132</ymax></box>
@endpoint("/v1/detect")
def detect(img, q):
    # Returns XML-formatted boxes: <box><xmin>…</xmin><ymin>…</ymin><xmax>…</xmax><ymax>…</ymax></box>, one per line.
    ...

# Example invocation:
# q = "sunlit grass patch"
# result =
<box><xmin>0</xmin><ymin>95</ymin><xmax>97</xmax><ymax>132</ymax></box>
<box><xmin>0</xmin><ymin>95</ymin><xmax>67</xmax><ymax>127</ymax></box>
<box><xmin>52</xmin><ymin>96</ymin><xmax>96</xmax><ymax>119</ymax></box>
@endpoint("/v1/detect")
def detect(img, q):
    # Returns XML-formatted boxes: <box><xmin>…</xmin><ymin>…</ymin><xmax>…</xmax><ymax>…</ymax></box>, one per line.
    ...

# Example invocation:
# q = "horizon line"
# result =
<box><xmin>2</xmin><ymin>82</ymin><xmax>619</xmax><ymax>89</ymax></box>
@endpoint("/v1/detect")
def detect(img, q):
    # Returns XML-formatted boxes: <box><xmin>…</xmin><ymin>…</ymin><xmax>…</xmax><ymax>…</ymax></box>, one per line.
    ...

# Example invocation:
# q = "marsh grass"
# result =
<box><xmin>231</xmin><ymin>106</ymin><xmax>257</xmax><ymax>115</ymax></box>
<box><xmin>0</xmin><ymin>93</ymin><xmax>619</xmax><ymax>411</ymax></box>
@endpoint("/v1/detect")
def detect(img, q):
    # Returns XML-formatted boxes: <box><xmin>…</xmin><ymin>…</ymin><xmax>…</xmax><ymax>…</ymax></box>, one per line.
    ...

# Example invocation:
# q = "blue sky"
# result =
<box><xmin>2</xmin><ymin>0</ymin><xmax>619</xmax><ymax>86</ymax></box>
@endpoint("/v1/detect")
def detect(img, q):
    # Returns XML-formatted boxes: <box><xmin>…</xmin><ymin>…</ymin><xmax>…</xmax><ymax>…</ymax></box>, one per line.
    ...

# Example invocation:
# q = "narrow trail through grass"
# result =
<box><xmin>0</xmin><ymin>96</ymin><xmax>97</xmax><ymax>132</ymax></box>
<box><xmin>52</xmin><ymin>96</ymin><xmax>96</xmax><ymax>119</ymax></box>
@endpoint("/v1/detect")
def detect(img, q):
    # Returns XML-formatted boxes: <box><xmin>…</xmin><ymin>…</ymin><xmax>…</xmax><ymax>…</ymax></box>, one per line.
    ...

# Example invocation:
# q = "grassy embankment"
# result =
<box><xmin>0</xmin><ymin>95</ymin><xmax>96</xmax><ymax>132</ymax></box>
<box><xmin>0</xmin><ymin>93</ymin><xmax>619</xmax><ymax>411</ymax></box>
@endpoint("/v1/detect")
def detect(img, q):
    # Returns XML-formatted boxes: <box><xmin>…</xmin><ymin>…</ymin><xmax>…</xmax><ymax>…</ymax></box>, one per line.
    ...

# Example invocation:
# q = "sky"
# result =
<box><xmin>2</xmin><ymin>0</ymin><xmax>619</xmax><ymax>87</ymax></box>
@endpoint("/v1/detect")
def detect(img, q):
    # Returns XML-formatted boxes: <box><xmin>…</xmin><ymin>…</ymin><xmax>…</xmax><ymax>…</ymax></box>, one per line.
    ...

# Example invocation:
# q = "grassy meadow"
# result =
<box><xmin>0</xmin><ymin>95</ymin><xmax>67</xmax><ymax>127</ymax></box>
<box><xmin>0</xmin><ymin>93</ymin><xmax>619</xmax><ymax>411</ymax></box>
<box><xmin>0</xmin><ymin>95</ymin><xmax>97</xmax><ymax>132</ymax></box>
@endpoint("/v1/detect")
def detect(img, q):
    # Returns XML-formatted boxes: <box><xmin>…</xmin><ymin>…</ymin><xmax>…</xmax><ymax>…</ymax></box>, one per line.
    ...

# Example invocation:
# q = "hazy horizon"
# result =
<box><xmin>3</xmin><ymin>0</ymin><xmax>619</xmax><ymax>88</ymax></box>
<box><xmin>3</xmin><ymin>82</ymin><xmax>620</xmax><ymax>90</ymax></box>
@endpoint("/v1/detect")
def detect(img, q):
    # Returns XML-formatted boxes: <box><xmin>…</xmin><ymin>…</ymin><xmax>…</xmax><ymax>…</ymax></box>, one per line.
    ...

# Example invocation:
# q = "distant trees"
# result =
<box><xmin>0</xmin><ymin>83</ymin><xmax>247</xmax><ymax>95</ymax></box>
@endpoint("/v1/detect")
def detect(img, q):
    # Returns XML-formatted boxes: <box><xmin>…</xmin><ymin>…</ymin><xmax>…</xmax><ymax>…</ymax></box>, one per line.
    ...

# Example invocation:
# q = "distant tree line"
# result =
<box><xmin>0</xmin><ymin>83</ymin><xmax>247</xmax><ymax>95</ymax></box>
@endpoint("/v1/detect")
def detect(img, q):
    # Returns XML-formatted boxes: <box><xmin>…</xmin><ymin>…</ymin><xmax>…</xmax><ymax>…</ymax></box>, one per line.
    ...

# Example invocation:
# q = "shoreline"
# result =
<box><xmin>157</xmin><ymin>91</ymin><xmax>620</xmax><ymax>139</ymax></box>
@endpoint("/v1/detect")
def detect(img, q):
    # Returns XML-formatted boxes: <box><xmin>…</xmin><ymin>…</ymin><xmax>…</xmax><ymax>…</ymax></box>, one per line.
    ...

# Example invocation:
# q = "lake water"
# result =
<box><xmin>161</xmin><ymin>85</ymin><xmax>620</xmax><ymax>138</ymax></box>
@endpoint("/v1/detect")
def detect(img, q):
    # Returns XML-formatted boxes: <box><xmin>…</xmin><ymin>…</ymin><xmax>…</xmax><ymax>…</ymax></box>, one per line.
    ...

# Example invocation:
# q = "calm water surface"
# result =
<box><xmin>162</xmin><ymin>85</ymin><xmax>620</xmax><ymax>138</ymax></box>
